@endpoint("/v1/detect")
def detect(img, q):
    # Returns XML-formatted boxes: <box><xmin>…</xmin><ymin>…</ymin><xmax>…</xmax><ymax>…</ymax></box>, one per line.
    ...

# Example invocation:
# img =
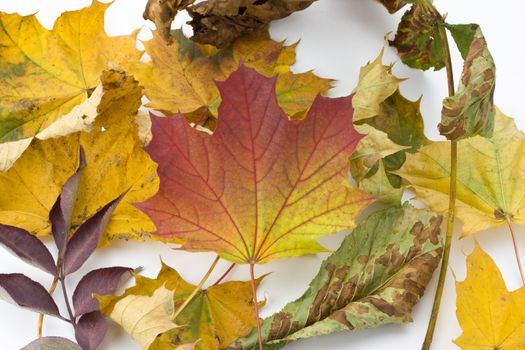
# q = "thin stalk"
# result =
<box><xmin>212</xmin><ymin>263</ymin><xmax>236</xmax><ymax>286</ymax></box>
<box><xmin>250</xmin><ymin>263</ymin><xmax>263</xmax><ymax>350</ymax></box>
<box><xmin>37</xmin><ymin>276</ymin><xmax>59</xmax><ymax>337</ymax></box>
<box><xmin>422</xmin><ymin>22</ymin><xmax>457</xmax><ymax>350</ymax></box>
<box><xmin>506</xmin><ymin>219</ymin><xmax>525</xmax><ymax>284</ymax></box>
<box><xmin>59</xmin><ymin>276</ymin><xmax>75</xmax><ymax>323</ymax></box>
<box><xmin>172</xmin><ymin>255</ymin><xmax>220</xmax><ymax>320</ymax></box>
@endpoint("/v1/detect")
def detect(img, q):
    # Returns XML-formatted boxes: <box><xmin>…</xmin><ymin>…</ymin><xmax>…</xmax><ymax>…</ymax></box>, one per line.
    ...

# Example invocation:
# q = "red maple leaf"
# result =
<box><xmin>137</xmin><ymin>64</ymin><xmax>374</xmax><ymax>264</ymax></box>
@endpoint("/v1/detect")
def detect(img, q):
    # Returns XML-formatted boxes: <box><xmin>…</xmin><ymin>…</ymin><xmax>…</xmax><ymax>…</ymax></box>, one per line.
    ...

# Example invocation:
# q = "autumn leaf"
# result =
<box><xmin>143</xmin><ymin>0</ymin><xmax>194</xmax><ymax>43</ymax></box>
<box><xmin>99</xmin><ymin>262</ymin><xmax>263</xmax><ymax>350</ymax></box>
<box><xmin>439</xmin><ymin>24</ymin><xmax>496</xmax><ymax>140</ymax></box>
<box><xmin>350</xmin><ymin>52</ymin><xmax>429</xmax><ymax>202</ymax></box>
<box><xmin>130</xmin><ymin>28</ymin><xmax>332</xmax><ymax>130</ymax></box>
<box><xmin>352</xmin><ymin>50</ymin><xmax>403</xmax><ymax>123</ymax></box>
<box><xmin>455</xmin><ymin>244</ymin><xmax>525</xmax><ymax>349</ymax></box>
<box><xmin>22</xmin><ymin>337</ymin><xmax>83</xmax><ymax>350</ymax></box>
<box><xmin>103</xmin><ymin>284</ymin><xmax>177</xmax><ymax>349</ymax></box>
<box><xmin>389</xmin><ymin>4</ymin><xmax>445</xmax><ymax>71</ymax></box>
<box><xmin>143</xmin><ymin>0</ymin><xmax>316</xmax><ymax>48</ymax></box>
<box><xmin>0</xmin><ymin>1</ymin><xmax>140</xmax><ymax>169</ymax></box>
<box><xmin>395</xmin><ymin>108</ymin><xmax>525</xmax><ymax>236</ymax></box>
<box><xmin>137</xmin><ymin>64</ymin><xmax>373</xmax><ymax>264</ymax></box>
<box><xmin>373</xmin><ymin>0</ymin><xmax>410</xmax><ymax>14</ymax></box>
<box><xmin>0</xmin><ymin>70</ymin><xmax>158</xmax><ymax>245</ymax></box>
<box><xmin>227</xmin><ymin>204</ymin><xmax>443</xmax><ymax>349</ymax></box>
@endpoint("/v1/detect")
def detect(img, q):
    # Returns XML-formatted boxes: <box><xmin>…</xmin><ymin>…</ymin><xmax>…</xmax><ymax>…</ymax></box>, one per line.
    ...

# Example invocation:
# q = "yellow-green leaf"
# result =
<box><xmin>99</xmin><ymin>262</ymin><xmax>264</xmax><ymax>350</ymax></box>
<box><xmin>395</xmin><ymin>108</ymin><xmax>525</xmax><ymax>236</ymax></box>
<box><xmin>0</xmin><ymin>1</ymin><xmax>140</xmax><ymax>167</ymax></box>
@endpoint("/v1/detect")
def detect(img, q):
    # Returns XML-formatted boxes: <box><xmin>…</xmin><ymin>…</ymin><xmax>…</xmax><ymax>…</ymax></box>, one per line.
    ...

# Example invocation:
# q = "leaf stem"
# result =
<box><xmin>506</xmin><ymin>219</ymin><xmax>525</xmax><ymax>284</ymax></box>
<box><xmin>212</xmin><ymin>262</ymin><xmax>236</xmax><ymax>286</ymax></box>
<box><xmin>422</xmin><ymin>21</ymin><xmax>457</xmax><ymax>350</ymax></box>
<box><xmin>249</xmin><ymin>263</ymin><xmax>263</xmax><ymax>350</ymax></box>
<box><xmin>37</xmin><ymin>276</ymin><xmax>59</xmax><ymax>337</ymax></box>
<box><xmin>60</xmin><ymin>276</ymin><xmax>75</xmax><ymax>323</ymax></box>
<box><xmin>172</xmin><ymin>255</ymin><xmax>220</xmax><ymax>320</ymax></box>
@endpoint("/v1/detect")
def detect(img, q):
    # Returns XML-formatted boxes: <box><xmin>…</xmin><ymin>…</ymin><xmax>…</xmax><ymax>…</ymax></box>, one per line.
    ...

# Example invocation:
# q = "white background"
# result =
<box><xmin>0</xmin><ymin>0</ymin><xmax>524</xmax><ymax>349</ymax></box>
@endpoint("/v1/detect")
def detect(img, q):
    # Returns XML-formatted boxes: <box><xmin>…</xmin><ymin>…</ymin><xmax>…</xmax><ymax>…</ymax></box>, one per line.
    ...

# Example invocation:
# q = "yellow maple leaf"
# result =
<box><xmin>395</xmin><ymin>108</ymin><xmax>525</xmax><ymax>236</ymax></box>
<box><xmin>0</xmin><ymin>1</ymin><xmax>141</xmax><ymax>169</ymax></box>
<box><xmin>130</xmin><ymin>28</ymin><xmax>332</xmax><ymax>128</ymax></box>
<box><xmin>455</xmin><ymin>243</ymin><xmax>525</xmax><ymax>350</ymax></box>
<box><xmin>0</xmin><ymin>71</ymin><xmax>158</xmax><ymax>245</ymax></box>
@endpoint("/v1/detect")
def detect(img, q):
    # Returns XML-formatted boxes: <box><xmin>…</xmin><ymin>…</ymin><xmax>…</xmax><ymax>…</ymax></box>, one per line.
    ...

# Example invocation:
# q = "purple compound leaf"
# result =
<box><xmin>63</xmin><ymin>193</ymin><xmax>125</xmax><ymax>276</ymax></box>
<box><xmin>74</xmin><ymin>311</ymin><xmax>108</xmax><ymax>350</ymax></box>
<box><xmin>73</xmin><ymin>266</ymin><xmax>133</xmax><ymax>316</ymax></box>
<box><xmin>50</xmin><ymin>147</ymin><xmax>86</xmax><ymax>254</ymax></box>
<box><xmin>0</xmin><ymin>224</ymin><xmax>57</xmax><ymax>276</ymax></box>
<box><xmin>0</xmin><ymin>273</ymin><xmax>61</xmax><ymax>317</ymax></box>
<box><xmin>21</xmin><ymin>336</ymin><xmax>82</xmax><ymax>350</ymax></box>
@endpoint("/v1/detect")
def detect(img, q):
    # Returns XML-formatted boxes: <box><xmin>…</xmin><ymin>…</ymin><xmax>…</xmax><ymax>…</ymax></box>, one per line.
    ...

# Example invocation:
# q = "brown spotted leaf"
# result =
<box><xmin>389</xmin><ymin>4</ymin><xmax>445</xmax><ymax>71</ymax></box>
<box><xmin>439</xmin><ymin>24</ymin><xmax>496</xmax><ymax>140</ymax></box>
<box><xmin>227</xmin><ymin>204</ymin><xmax>443</xmax><ymax>349</ymax></box>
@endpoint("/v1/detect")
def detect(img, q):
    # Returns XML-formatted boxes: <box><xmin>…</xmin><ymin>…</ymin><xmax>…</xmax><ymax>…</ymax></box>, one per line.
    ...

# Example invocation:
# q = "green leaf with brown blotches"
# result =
<box><xmin>389</xmin><ymin>4</ymin><xmax>445</xmax><ymax>71</ymax></box>
<box><xmin>226</xmin><ymin>204</ymin><xmax>443</xmax><ymax>350</ymax></box>
<box><xmin>439</xmin><ymin>23</ymin><xmax>496</xmax><ymax>140</ymax></box>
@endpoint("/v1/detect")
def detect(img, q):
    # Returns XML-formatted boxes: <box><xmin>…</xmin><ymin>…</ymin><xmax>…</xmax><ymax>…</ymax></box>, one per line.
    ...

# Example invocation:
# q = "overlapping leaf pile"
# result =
<box><xmin>0</xmin><ymin>0</ymin><xmax>522</xmax><ymax>350</ymax></box>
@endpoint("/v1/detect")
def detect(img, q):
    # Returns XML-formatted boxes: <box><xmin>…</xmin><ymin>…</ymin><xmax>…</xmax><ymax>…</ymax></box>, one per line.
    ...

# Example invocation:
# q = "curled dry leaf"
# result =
<box><xmin>227</xmin><ymin>204</ymin><xmax>443</xmax><ymax>349</ymax></box>
<box><xmin>439</xmin><ymin>24</ymin><xmax>496</xmax><ymax>140</ymax></box>
<box><xmin>143</xmin><ymin>0</ymin><xmax>316</xmax><ymax>48</ymax></box>
<box><xmin>395</xmin><ymin>109</ymin><xmax>525</xmax><ymax>236</ymax></box>
<box><xmin>130</xmin><ymin>28</ymin><xmax>332</xmax><ymax>130</ymax></box>
<box><xmin>0</xmin><ymin>1</ymin><xmax>140</xmax><ymax>170</ymax></box>
<box><xmin>389</xmin><ymin>4</ymin><xmax>445</xmax><ymax>71</ymax></box>
<box><xmin>143</xmin><ymin>0</ymin><xmax>195</xmax><ymax>43</ymax></box>
<box><xmin>136</xmin><ymin>64</ymin><xmax>373</xmax><ymax>263</ymax></box>
<box><xmin>0</xmin><ymin>70</ymin><xmax>158</xmax><ymax>245</ymax></box>
<box><xmin>99</xmin><ymin>262</ymin><xmax>264</xmax><ymax>350</ymax></box>
<box><xmin>455</xmin><ymin>244</ymin><xmax>525</xmax><ymax>349</ymax></box>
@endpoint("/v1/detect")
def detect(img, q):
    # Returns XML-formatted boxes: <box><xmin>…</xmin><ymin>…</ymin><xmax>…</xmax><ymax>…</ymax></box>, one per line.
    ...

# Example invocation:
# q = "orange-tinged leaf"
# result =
<box><xmin>137</xmin><ymin>65</ymin><xmax>374</xmax><ymax>264</ymax></box>
<box><xmin>130</xmin><ymin>28</ymin><xmax>332</xmax><ymax>129</ymax></box>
